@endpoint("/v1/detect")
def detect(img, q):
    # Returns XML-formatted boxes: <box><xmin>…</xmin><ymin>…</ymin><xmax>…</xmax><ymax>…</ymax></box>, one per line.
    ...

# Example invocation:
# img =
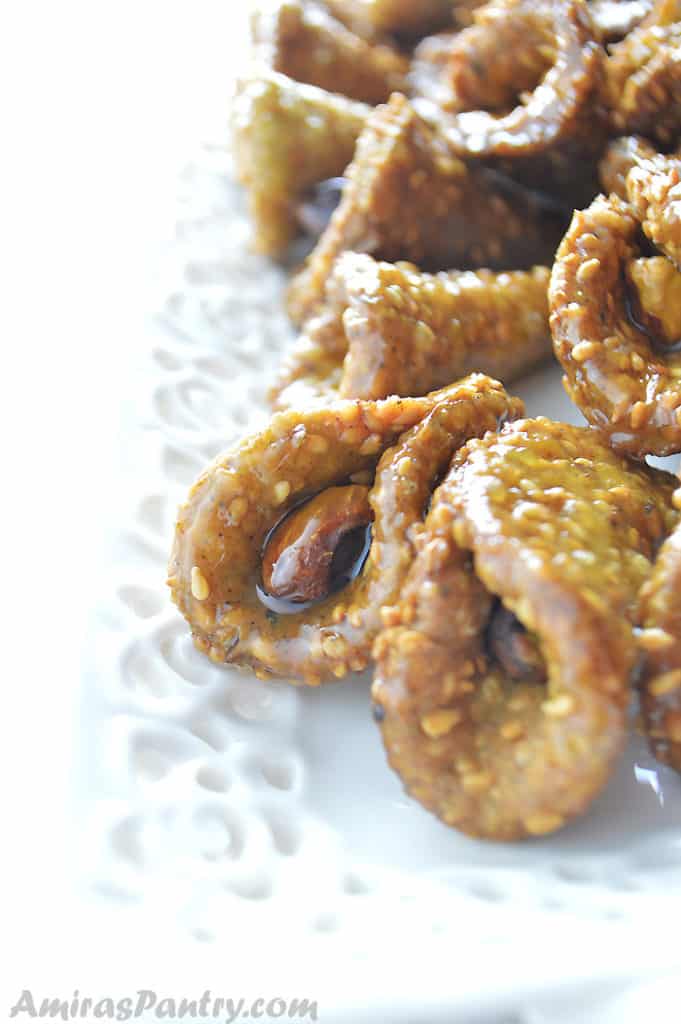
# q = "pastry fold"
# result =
<box><xmin>550</xmin><ymin>139</ymin><xmax>681</xmax><ymax>457</ymax></box>
<box><xmin>232</xmin><ymin>67</ymin><xmax>369</xmax><ymax>256</ymax></box>
<box><xmin>273</xmin><ymin>253</ymin><xmax>551</xmax><ymax>409</ymax></box>
<box><xmin>372</xmin><ymin>419</ymin><xmax>678</xmax><ymax>839</ymax></box>
<box><xmin>169</xmin><ymin>376</ymin><xmax>522</xmax><ymax>685</ymax></box>
<box><xmin>288</xmin><ymin>93</ymin><xmax>566</xmax><ymax>324</ymax></box>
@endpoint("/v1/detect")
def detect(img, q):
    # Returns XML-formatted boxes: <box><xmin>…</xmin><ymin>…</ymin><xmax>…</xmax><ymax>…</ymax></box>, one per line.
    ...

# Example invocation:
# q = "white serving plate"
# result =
<box><xmin>71</xmin><ymin>29</ymin><xmax>681</xmax><ymax>1024</ymax></box>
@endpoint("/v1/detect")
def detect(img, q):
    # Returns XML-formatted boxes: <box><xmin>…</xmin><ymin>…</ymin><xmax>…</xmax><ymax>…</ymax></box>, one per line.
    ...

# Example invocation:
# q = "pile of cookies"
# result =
<box><xmin>168</xmin><ymin>0</ymin><xmax>681</xmax><ymax>840</ymax></box>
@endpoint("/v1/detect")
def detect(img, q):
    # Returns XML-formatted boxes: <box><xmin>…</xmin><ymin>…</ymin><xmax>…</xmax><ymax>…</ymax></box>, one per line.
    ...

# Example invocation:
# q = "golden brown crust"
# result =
<box><xmin>324</xmin><ymin>0</ymin><xmax>455</xmax><ymax>38</ymax></box>
<box><xmin>372</xmin><ymin>418</ymin><xmax>678</xmax><ymax>840</ymax></box>
<box><xmin>287</xmin><ymin>93</ymin><xmax>566</xmax><ymax>325</ymax></box>
<box><xmin>273</xmin><ymin>253</ymin><xmax>551</xmax><ymax>408</ymax></box>
<box><xmin>627</xmin><ymin>145</ymin><xmax>681</xmax><ymax>267</ymax></box>
<box><xmin>600</xmin><ymin>137</ymin><xmax>681</xmax><ymax>267</ymax></box>
<box><xmin>549</xmin><ymin>162</ymin><xmax>681</xmax><ymax>457</ymax></box>
<box><xmin>637</xmin><ymin>512</ymin><xmax>681</xmax><ymax>773</ymax></box>
<box><xmin>412</xmin><ymin>0</ymin><xmax>606</xmax><ymax>206</ymax></box>
<box><xmin>453</xmin><ymin>0</ymin><xmax>489</xmax><ymax>24</ymax></box>
<box><xmin>410</xmin><ymin>1</ymin><xmax>556</xmax><ymax>115</ymax></box>
<box><xmin>628</xmin><ymin>256</ymin><xmax>681</xmax><ymax>343</ymax></box>
<box><xmin>598</xmin><ymin>132</ymin><xmax>647</xmax><ymax>196</ymax></box>
<box><xmin>251</xmin><ymin>0</ymin><xmax>409</xmax><ymax>104</ymax></box>
<box><xmin>232</xmin><ymin>66</ymin><xmax>369</xmax><ymax>256</ymax></box>
<box><xmin>605</xmin><ymin>20</ymin><xmax>681</xmax><ymax>146</ymax></box>
<box><xmin>408</xmin><ymin>32</ymin><xmax>464</xmax><ymax>113</ymax></box>
<box><xmin>168</xmin><ymin>375</ymin><xmax>522</xmax><ymax>685</ymax></box>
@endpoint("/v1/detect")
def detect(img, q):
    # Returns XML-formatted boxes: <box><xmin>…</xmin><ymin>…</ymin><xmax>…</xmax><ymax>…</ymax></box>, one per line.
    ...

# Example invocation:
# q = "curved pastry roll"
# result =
<box><xmin>169</xmin><ymin>375</ymin><xmax>522</xmax><ymax>686</ymax></box>
<box><xmin>551</xmin><ymin>139</ymin><xmax>681</xmax><ymax>457</ymax></box>
<box><xmin>605</xmin><ymin>14</ymin><xmax>681</xmax><ymax>146</ymax></box>
<box><xmin>410</xmin><ymin>1</ymin><xmax>556</xmax><ymax>114</ymax></box>
<box><xmin>324</xmin><ymin>0</ymin><xmax>455</xmax><ymax>39</ymax></box>
<box><xmin>411</xmin><ymin>0</ymin><xmax>606</xmax><ymax>207</ymax></box>
<box><xmin>251</xmin><ymin>0</ymin><xmax>408</xmax><ymax>104</ymax></box>
<box><xmin>372</xmin><ymin>419</ymin><xmax>678</xmax><ymax>840</ymax></box>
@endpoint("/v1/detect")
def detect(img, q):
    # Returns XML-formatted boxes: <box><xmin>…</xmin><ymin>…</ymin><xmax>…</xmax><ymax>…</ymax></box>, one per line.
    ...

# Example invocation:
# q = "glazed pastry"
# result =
<box><xmin>251</xmin><ymin>0</ymin><xmax>409</xmax><ymax>104</ymax></box>
<box><xmin>625</xmin><ymin>142</ymin><xmax>681</xmax><ymax>267</ymax></box>
<box><xmin>324</xmin><ymin>0</ymin><xmax>455</xmax><ymax>39</ymax></box>
<box><xmin>598</xmin><ymin>132</ymin><xmax>648</xmax><ymax>194</ymax></box>
<box><xmin>600</xmin><ymin>137</ymin><xmax>681</xmax><ymax>269</ymax></box>
<box><xmin>551</xmin><ymin>139</ymin><xmax>681</xmax><ymax>457</ymax></box>
<box><xmin>412</xmin><ymin>0</ymin><xmax>657</xmax><ymax>110</ymax></box>
<box><xmin>638</xmin><ymin>502</ymin><xmax>681</xmax><ymax>774</ymax></box>
<box><xmin>372</xmin><ymin>419</ymin><xmax>678</xmax><ymax>840</ymax></box>
<box><xmin>273</xmin><ymin>253</ymin><xmax>551</xmax><ymax>408</ymax></box>
<box><xmin>287</xmin><ymin>93</ymin><xmax>567</xmax><ymax>325</ymax></box>
<box><xmin>412</xmin><ymin>0</ymin><xmax>606</xmax><ymax>207</ymax></box>
<box><xmin>605</xmin><ymin>16</ymin><xmax>681</xmax><ymax>145</ymax></box>
<box><xmin>410</xmin><ymin>1</ymin><xmax>556</xmax><ymax>114</ymax></box>
<box><xmin>232</xmin><ymin>66</ymin><xmax>369</xmax><ymax>256</ymax></box>
<box><xmin>453</xmin><ymin>0</ymin><xmax>490</xmax><ymax>24</ymax></box>
<box><xmin>168</xmin><ymin>375</ymin><xmax>522</xmax><ymax>685</ymax></box>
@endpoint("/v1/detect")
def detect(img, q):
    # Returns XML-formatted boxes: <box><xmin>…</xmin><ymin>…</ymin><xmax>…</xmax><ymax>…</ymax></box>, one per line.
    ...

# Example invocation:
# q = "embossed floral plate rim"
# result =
<box><xmin>74</xmin><ymin>116</ymin><xmax>681</xmax><ymax>1019</ymax></box>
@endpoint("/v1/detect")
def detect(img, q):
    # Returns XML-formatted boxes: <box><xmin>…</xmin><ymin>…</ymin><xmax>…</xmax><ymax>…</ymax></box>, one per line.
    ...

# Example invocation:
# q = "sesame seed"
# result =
<box><xmin>541</xmin><ymin>694</ymin><xmax>575</xmax><ymax>718</ymax></box>
<box><xmin>451</xmin><ymin>521</ymin><xmax>468</xmax><ymax>548</ymax></box>
<box><xmin>322</xmin><ymin>634</ymin><xmax>348</xmax><ymax>659</ymax></box>
<box><xmin>636</xmin><ymin>627</ymin><xmax>675</xmax><ymax>652</ymax></box>
<box><xmin>461</xmin><ymin>771</ymin><xmax>493</xmax><ymax>793</ymax></box>
<box><xmin>524</xmin><ymin>813</ymin><xmax>564</xmax><ymax>835</ymax></box>
<box><xmin>228</xmin><ymin>496</ymin><xmax>248</xmax><ymax>524</ymax></box>
<box><xmin>576</xmin><ymin>258</ymin><xmax>600</xmax><ymax>283</ymax></box>
<box><xmin>500</xmin><ymin>720</ymin><xmax>525</xmax><ymax>742</ymax></box>
<box><xmin>338</xmin><ymin>405</ymin><xmax>360</xmax><ymax>426</ymax></box>
<box><xmin>359</xmin><ymin>434</ymin><xmax>381</xmax><ymax>455</ymax></box>
<box><xmin>610</xmin><ymin>397</ymin><xmax>629</xmax><ymax>423</ymax></box>
<box><xmin>648</xmin><ymin>669</ymin><xmax>681</xmax><ymax>697</ymax></box>
<box><xmin>609</xmin><ymin>485</ymin><xmax>631</xmax><ymax>501</ymax></box>
<box><xmin>190</xmin><ymin>565</ymin><xmax>210</xmax><ymax>601</ymax></box>
<box><xmin>341</xmin><ymin>427</ymin><xmax>365</xmax><ymax>446</ymax></box>
<box><xmin>307</xmin><ymin>435</ymin><xmax>329</xmax><ymax>454</ymax></box>
<box><xmin>414</xmin><ymin>321</ymin><xmax>435</xmax><ymax>349</ymax></box>
<box><xmin>420</xmin><ymin>708</ymin><xmax>463</xmax><ymax>737</ymax></box>
<box><xmin>429</xmin><ymin>505</ymin><xmax>451</xmax><ymax>531</ymax></box>
<box><xmin>273</xmin><ymin>480</ymin><xmax>291</xmax><ymax>504</ymax></box>
<box><xmin>630</xmin><ymin>402</ymin><xmax>649</xmax><ymax>429</ymax></box>
<box><xmin>332</xmin><ymin>604</ymin><xmax>346</xmax><ymax>625</ymax></box>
